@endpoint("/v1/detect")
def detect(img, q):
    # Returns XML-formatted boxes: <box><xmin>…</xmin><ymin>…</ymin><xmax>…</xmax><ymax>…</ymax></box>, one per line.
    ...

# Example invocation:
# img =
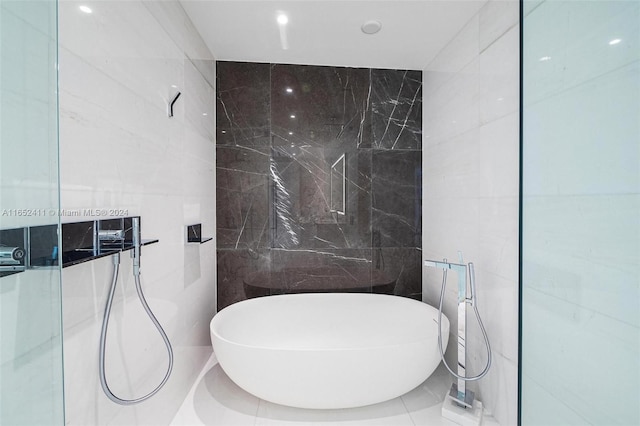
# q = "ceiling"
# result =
<box><xmin>180</xmin><ymin>1</ymin><xmax>487</xmax><ymax>70</ymax></box>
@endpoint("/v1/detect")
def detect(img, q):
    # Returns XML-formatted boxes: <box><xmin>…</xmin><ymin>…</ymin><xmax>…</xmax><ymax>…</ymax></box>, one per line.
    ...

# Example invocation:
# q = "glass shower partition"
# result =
<box><xmin>521</xmin><ymin>0</ymin><xmax>639</xmax><ymax>424</ymax></box>
<box><xmin>0</xmin><ymin>0</ymin><xmax>64</xmax><ymax>424</ymax></box>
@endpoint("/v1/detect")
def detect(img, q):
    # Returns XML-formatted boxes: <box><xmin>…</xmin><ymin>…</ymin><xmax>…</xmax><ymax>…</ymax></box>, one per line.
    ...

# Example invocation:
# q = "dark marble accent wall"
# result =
<box><xmin>371</xmin><ymin>69</ymin><xmax>423</xmax><ymax>150</ymax></box>
<box><xmin>217</xmin><ymin>62</ymin><xmax>422</xmax><ymax>310</ymax></box>
<box><xmin>216</xmin><ymin>62</ymin><xmax>270</xmax><ymax>251</ymax></box>
<box><xmin>372</xmin><ymin>151</ymin><xmax>422</xmax><ymax>248</ymax></box>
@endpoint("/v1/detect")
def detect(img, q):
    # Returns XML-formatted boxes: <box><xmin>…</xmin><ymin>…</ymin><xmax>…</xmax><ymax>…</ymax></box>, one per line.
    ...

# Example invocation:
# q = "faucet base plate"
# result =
<box><xmin>449</xmin><ymin>383</ymin><xmax>475</xmax><ymax>408</ymax></box>
<box><xmin>442</xmin><ymin>389</ymin><xmax>483</xmax><ymax>426</ymax></box>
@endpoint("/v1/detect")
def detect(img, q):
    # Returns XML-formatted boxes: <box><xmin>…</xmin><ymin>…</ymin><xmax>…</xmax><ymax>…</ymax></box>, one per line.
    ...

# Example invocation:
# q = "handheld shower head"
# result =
<box><xmin>131</xmin><ymin>217</ymin><xmax>141</xmax><ymax>276</ymax></box>
<box><xmin>468</xmin><ymin>262</ymin><xmax>477</xmax><ymax>306</ymax></box>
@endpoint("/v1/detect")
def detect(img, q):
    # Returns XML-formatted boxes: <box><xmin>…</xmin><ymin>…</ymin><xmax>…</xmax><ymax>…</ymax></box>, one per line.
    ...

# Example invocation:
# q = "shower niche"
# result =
<box><xmin>60</xmin><ymin>217</ymin><xmax>158</xmax><ymax>267</ymax></box>
<box><xmin>0</xmin><ymin>224</ymin><xmax>66</xmax><ymax>277</ymax></box>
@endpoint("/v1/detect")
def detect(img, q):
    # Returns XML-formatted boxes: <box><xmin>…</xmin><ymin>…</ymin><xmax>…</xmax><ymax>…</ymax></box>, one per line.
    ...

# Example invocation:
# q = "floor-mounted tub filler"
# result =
<box><xmin>210</xmin><ymin>292</ymin><xmax>449</xmax><ymax>409</ymax></box>
<box><xmin>424</xmin><ymin>254</ymin><xmax>492</xmax><ymax>426</ymax></box>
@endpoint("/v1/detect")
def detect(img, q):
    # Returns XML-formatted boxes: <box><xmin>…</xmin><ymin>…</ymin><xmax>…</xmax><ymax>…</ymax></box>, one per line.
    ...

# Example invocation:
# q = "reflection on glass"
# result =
<box><xmin>521</xmin><ymin>1</ymin><xmax>639</xmax><ymax>425</ymax></box>
<box><xmin>0</xmin><ymin>0</ymin><xmax>64</xmax><ymax>424</ymax></box>
<box><xmin>330</xmin><ymin>154</ymin><xmax>346</xmax><ymax>215</ymax></box>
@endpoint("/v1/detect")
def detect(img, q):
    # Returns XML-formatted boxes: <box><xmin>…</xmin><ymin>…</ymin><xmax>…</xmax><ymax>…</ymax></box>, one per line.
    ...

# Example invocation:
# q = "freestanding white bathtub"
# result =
<box><xmin>210</xmin><ymin>293</ymin><xmax>449</xmax><ymax>409</ymax></box>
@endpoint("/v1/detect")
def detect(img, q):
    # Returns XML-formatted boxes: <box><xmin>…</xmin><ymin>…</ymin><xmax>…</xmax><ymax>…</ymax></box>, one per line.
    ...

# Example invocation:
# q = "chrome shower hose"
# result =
<box><xmin>437</xmin><ymin>265</ymin><xmax>492</xmax><ymax>381</ymax></box>
<box><xmin>99</xmin><ymin>252</ymin><xmax>173</xmax><ymax>405</ymax></box>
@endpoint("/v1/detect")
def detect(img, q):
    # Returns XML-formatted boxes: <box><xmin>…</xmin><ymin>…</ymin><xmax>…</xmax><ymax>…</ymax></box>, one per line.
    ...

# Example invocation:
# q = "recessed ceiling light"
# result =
<box><xmin>277</xmin><ymin>12</ymin><xmax>289</xmax><ymax>50</ymax></box>
<box><xmin>361</xmin><ymin>20</ymin><xmax>382</xmax><ymax>35</ymax></box>
<box><xmin>202</xmin><ymin>113</ymin><xmax>208</xmax><ymax>116</ymax></box>
<box><xmin>79</xmin><ymin>5</ymin><xmax>92</xmax><ymax>13</ymax></box>
<box><xmin>539</xmin><ymin>56</ymin><xmax>552</xmax><ymax>62</ymax></box>
<box><xmin>286</xmin><ymin>87</ymin><xmax>293</xmax><ymax>94</ymax></box>
<box><xmin>609</xmin><ymin>38</ymin><xmax>622</xmax><ymax>45</ymax></box>
<box><xmin>288</xmin><ymin>132</ymin><xmax>293</xmax><ymax>135</ymax></box>
<box><xmin>290</xmin><ymin>114</ymin><xmax>296</xmax><ymax>119</ymax></box>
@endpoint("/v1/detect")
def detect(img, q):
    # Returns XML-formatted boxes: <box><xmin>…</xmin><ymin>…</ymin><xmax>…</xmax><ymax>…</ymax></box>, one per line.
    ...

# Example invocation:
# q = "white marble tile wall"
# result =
<box><xmin>421</xmin><ymin>1</ymin><xmax>520</xmax><ymax>425</ymax></box>
<box><xmin>521</xmin><ymin>1</ymin><xmax>639</xmax><ymax>424</ymax></box>
<box><xmin>57</xmin><ymin>1</ymin><xmax>216</xmax><ymax>424</ymax></box>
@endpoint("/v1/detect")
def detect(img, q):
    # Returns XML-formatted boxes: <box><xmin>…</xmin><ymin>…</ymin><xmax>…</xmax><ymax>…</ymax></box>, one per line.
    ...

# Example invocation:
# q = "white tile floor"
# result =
<box><xmin>170</xmin><ymin>354</ymin><xmax>500</xmax><ymax>426</ymax></box>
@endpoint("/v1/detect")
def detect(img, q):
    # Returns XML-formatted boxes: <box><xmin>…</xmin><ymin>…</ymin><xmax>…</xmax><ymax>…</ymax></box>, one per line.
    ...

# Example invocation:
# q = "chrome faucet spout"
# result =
<box><xmin>423</xmin><ymin>259</ymin><xmax>467</xmax><ymax>276</ymax></box>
